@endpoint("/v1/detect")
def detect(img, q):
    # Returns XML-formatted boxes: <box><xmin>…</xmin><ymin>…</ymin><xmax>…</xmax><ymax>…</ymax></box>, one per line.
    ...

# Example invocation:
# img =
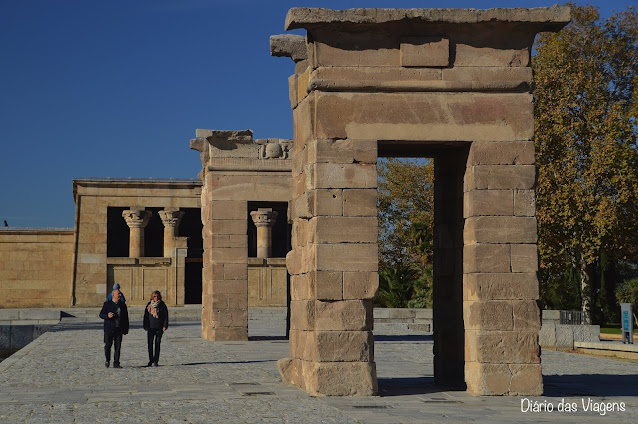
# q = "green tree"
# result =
<box><xmin>533</xmin><ymin>3</ymin><xmax>638</xmax><ymax>314</ymax></box>
<box><xmin>377</xmin><ymin>158</ymin><xmax>434</xmax><ymax>269</ymax></box>
<box><xmin>376</xmin><ymin>158</ymin><xmax>434</xmax><ymax>308</ymax></box>
<box><xmin>376</xmin><ymin>266</ymin><xmax>419</xmax><ymax>308</ymax></box>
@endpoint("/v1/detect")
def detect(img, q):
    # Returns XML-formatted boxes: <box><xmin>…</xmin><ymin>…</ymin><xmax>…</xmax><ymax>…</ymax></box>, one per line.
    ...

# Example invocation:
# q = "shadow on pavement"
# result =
<box><xmin>377</xmin><ymin>376</ymin><xmax>465</xmax><ymax>397</ymax></box>
<box><xmin>544</xmin><ymin>374</ymin><xmax>638</xmax><ymax>397</ymax></box>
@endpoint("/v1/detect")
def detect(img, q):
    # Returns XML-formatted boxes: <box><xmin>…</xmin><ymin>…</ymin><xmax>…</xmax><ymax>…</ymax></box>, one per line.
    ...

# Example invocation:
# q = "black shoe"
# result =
<box><xmin>105</xmin><ymin>361</ymin><xmax>110</xmax><ymax>368</ymax></box>
<box><xmin>153</xmin><ymin>362</ymin><xmax>158</xmax><ymax>367</ymax></box>
<box><xmin>147</xmin><ymin>361</ymin><xmax>153</xmax><ymax>367</ymax></box>
<box><xmin>113</xmin><ymin>363</ymin><xmax>122</xmax><ymax>369</ymax></box>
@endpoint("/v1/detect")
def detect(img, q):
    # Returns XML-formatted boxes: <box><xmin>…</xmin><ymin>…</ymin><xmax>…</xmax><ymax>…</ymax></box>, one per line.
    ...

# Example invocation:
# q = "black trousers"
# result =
<box><xmin>104</xmin><ymin>330</ymin><xmax>123</xmax><ymax>365</ymax></box>
<box><xmin>147</xmin><ymin>328</ymin><xmax>164</xmax><ymax>363</ymax></box>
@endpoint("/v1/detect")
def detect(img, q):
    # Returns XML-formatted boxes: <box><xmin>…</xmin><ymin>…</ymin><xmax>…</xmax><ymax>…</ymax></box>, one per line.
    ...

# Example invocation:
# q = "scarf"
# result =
<box><xmin>148</xmin><ymin>300</ymin><xmax>160</xmax><ymax>319</ymax></box>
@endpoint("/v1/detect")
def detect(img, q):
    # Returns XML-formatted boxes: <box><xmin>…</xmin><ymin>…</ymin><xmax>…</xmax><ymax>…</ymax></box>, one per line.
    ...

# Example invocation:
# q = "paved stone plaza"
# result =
<box><xmin>0</xmin><ymin>315</ymin><xmax>636</xmax><ymax>423</ymax></box>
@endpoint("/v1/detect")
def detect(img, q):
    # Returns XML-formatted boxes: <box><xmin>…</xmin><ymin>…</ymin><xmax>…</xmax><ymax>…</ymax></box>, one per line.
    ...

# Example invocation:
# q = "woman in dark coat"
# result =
<box><xmin>143</xmin><ymin>290</ymin><xmax>169</xmax><ymax>367</ymax></box>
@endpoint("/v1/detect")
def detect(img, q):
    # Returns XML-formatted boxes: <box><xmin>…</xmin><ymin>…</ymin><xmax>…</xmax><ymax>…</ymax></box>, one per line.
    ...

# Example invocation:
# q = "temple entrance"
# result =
<box><xmin>377</xmin><ymin>143</ymin><xmax>469</xmax><ymax>390</ymax></box>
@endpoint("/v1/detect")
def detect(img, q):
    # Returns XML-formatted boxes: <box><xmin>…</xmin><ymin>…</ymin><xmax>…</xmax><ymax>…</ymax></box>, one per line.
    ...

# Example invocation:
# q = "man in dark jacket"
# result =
<box><xmin>99</xmin><ymin>288</ymin><xmax>129</xmax><ymax>368</ymax></box>
<box><xmin>143</xmin><ymin>290</ymin><xmax>169</xmax><ymax>367</ymax></box>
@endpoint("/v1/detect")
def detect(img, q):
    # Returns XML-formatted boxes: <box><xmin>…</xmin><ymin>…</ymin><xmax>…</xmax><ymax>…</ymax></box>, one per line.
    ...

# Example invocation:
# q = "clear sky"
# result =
<box><xmin>0</xmin><ymin>0</ymin><xmax>633</xmax><ymax>228</ymax></box>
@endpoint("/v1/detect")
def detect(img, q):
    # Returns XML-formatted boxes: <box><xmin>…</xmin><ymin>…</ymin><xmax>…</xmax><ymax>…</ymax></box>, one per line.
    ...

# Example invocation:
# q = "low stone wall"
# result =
<box><xmin>539</xmin><ymin>310</ymin><xmax>600</xmax><ymax>349</ymax></box>
<box><xmin>374</xmin><ymin>308</ymin><xmax>433</xmax><ymax>332</ymax></box>
<box><xmin>0</xmin><ymin>309</ymin><xmax>61</xmax><ymax>357</ymax></box>
<box><xmin>0</xmin><ymin>229</ymin><xmax>74</xmax><ymax>308</ymax></box>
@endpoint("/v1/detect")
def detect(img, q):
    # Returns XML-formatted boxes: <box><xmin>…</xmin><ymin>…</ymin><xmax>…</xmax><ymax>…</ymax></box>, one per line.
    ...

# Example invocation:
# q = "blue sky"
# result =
<box><xmin>0</xmin><ymin>0</ymin><xmax>633</xmax><ymax>228</ymax></box>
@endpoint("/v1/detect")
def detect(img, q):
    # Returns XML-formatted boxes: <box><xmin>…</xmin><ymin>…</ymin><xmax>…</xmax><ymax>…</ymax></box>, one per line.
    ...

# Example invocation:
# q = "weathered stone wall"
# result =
<box><xmin>0</xmin><ymin>230</ymin><xmax>74</xmax><ymax>308</ymax></box>
<box><xmin>72</xmin><ymin>179</ymin><xmax>201</xmax><ymax>306</ymax></box>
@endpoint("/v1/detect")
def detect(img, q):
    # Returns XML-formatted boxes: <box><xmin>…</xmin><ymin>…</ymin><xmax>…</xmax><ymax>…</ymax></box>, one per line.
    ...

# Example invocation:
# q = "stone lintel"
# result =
<box><xmin>285</xmin><ymin>7</ymin><xmax>570</xmax><ymax>32</ymax></box>
<box><xmin>270</xmin><ymin>34</ymin><xmax>308</xmax><ymax>62</ymax></box>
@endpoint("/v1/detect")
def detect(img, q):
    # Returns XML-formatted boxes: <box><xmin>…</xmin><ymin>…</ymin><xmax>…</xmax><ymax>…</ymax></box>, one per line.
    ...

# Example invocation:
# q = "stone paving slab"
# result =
<box><xmin>0</xmin><ymin>317</ymin><xmax>637</xmax><ymax>423</ymax></box>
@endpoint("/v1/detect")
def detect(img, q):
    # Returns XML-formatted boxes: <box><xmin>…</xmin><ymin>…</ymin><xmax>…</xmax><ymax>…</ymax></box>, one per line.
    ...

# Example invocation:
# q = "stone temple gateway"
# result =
<box><xmin>0</xmin><ymin>6</ymin><xmax>572</xmax><ymax>399</ymax></box>
<box><xmin>266</xmin><ymin>7</ymin><xmax>569</xmax><ymax>397</ymax></box>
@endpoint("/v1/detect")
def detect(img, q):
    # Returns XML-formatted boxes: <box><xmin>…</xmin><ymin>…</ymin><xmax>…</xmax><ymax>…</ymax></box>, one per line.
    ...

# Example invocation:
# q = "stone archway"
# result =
<box><xmin>273</xmin><ymin>6</ymin><xmax>570</xmax><ymax>396</ymax></box>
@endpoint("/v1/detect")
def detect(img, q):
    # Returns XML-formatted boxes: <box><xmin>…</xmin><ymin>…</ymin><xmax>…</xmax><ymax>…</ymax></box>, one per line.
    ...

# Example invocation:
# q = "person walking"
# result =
<box><xmin>106</xmin><ymin>283</ymin><xmax>126</xmax><ymax>303</ymax></box>
<box><xmin>99</xmin><ymin>288</ymin><xmax>129</xmax><ymax>368</ymax></box>
<box><xmin>143</xmin><ymin>290</ymin><xmax>169</xmax><ymax>367</ymax></box>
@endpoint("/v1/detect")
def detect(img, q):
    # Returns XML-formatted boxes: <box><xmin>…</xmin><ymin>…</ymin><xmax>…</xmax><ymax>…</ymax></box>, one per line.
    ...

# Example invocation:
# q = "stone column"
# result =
<box><xmin>122</xmin><ymin>209</ymin><xmax>151</xmax><ymax>258</ymax></box>
<box><xmin>250</xmin><ymin>208</ymin><xmax>278</xmax><ymax>258</ymax></box>
<box><xmin>159</xmin><ymin>209</ymin><xmax>185</xmax><ymax>257</ymax></box>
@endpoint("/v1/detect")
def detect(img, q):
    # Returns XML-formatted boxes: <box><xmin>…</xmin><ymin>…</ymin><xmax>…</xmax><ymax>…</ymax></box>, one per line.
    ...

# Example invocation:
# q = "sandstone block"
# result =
<box><xmin>468</xmin><ymin>141</ymin><xmax>535</xmax><ymax>165</ymax></box>
<box><xmin>314</xmin><ymin>92</ymin><xmax>534</xmax><ymax>141</ymax></box>
<box><xmin>464</xmin><ymin>189</ymin><xmax>513</xmax><ymax>217</ymax></box>
<box><xmin>511</xmin><ymin>244</ymin><xmax>538</xmax><ymax>272</ymax></box>
<box><xmin>311</xmin><ymin>270</ymin><xmax>343</xmax><ymax>301</ymax></box>
<box><xmin>313</xmin><ymin>32</ymin><xmax>398</xmax><ymax>67</ymax></box>
<box><xmin>290</xmin><ymin>300</ymin><xmax>315</xmax><ymax>330</ymax></box>
<box><xmin>286</xmin><ymin>248</ymin><xmax>302</xmax><ymax>275</ymax></box>
<box><xmin>223</xmin><ymin>263</ymin><xmax>247</xmax><ymax>280</ymax></box>
<box><xmin>291</xmin><ymin>219</ymin><xmax>309</xmax><ymax>249</ymax></box>
<box><xmin>463</xmin><ymin>244</ymin><xmax>510</xmax><ymax>273</ymax></box>
<box><xmin>290</xmin><ymin>329</ymin><xmax>374</xmax><ymax>362</ymax></box>
<box><xmin>297</xmin><ymin>66</ymin><xmax>310</xmax><ymax>104</ymax></box>
<box><xmin>211</xmin><ymin>308</ymin><xmax>247</xmax><ymax>328</ymax></box>
<box><xmin>343</xmin><ymin>189</ymin><xmax>377</xmax><ymax>217</ymax></box>
<box><xmin>315</xmin><ymin>243</ymin><xmax>378</xmax><ymax>272</ymax></box>
<box><xmin>465</xmin><ymin>330</ymin><xmax>540</xmax><ymax>364</ymax></box>
<box><xmin>212</xmin><ymin>293</ymin><xmax>246</xmax><ymax>309</ymax></box>
<box><xmin>293</xmin><ymin>92</ymin><xmax>315</xmax><ymax>146</ymax></box>
<box><xmin>277</xmin><ymin>357</ymin><xmax>298</xmax><ymax>386</ymax></box>
<box><xmin>303</xmin><ymin>360</ymin><xmax>378</xmax><ymax>396</ymax></box>
<box><xmin>464</xmin><ymin>273</ymin><xmax>539</xmax><ymax>301</ymax></box>
<box><xmin>315</xmin><ymin>299</ymin><xmax>373</xmax><ymax>331</ymax></box>
<box><xmin>343</xmin><ymin>272</ymin><xmax>379</xmax><ymax>300</ymax></box>
<box><xmin>455</xmin><ymin>41</ymin><xmax>529</xmax><ymax>67</ymax></box>
<box><xmin>466</xmin><ymin>362</ymin><xmax>543</xmax><ymax>396</ymax></box>
<box><xmin>211</xmin><ymin>201</ymin><xmax>246</xmax><ymax>220</ymax></box>
<box><xmin>464</xmin><ymin>216</ymin><xmax>537</xmax><ymax>244</ymax></box>
<box><xmin>309</xmin><ymin>163</ymin><xmax>377</xmax><ymax>189</ymax></box>
<box><xmin>293</xmin><ymin>172</ymin><xmax>306</xmax><ymax>198</ymax></box>
<box><xmin>209</xmin><ymin>219</ymin><xmax>246</xmax><ymax>235</ymax></box>
<box><xmin>443</xmin><ymin>67</ymin><xmax>532</xmax><ymax>85</ymax></box>
<box><xmin>310</xmin><ymin>66</ymin><xmax>442</xmax><ymax>87</ymax></box>
<box><xmin>513</xmin><ymin>300</ymin><xmax>541</xmax><ymax>330</ymax></box>
<box><xmin>211</xmin><ymin>280</ymin><xmax>248</xmax><ymax>295</ymax></box>
<box><xmin>288</xmin><ymin>74</ymin><xmax>298</xmax><ymax>109</ymax></box>
<box><xmin>465</xmin><ymin>362</ymin><xmax>510</xmax><ymax>396</ymax></box>
<box><xmin>514</xmin><ymin>189</ymin><xmax>535</xmax><ymax>216</ymax></box>
<box><xmin>400</xmin><ymin>36</ymin><xmax>449</xmax><ymax>67</ymax></box>
<box><xmin>308</xmin><ymin>139</ymin><xmax>377</xmax><ymax>164</ymax></box>
<box><xmin>210</xmin><ymin>247</ymin><xmax>246</xmax><ymax>264</ymax></box>
<box><xmin>294</xmin><ymin>193</ymin><xmax>312</xmax><ymax>219</ymax></box>
<box><xmin>313</xmin><ymin>189</ymin><xmax>343</xmax><ymax>216</ymax></box>
<box><xmin>290</xmin><ymin>273</ymin><xmax>310</xmax><ymax>301</ymax></box>
<box><xmin>310</xmin><ymin>216</ymin><xmax>377</xmax><ymax>244</ymax></box>
<box><xmin>207</xmin><ymin>326</ymin><xmax>248</xmax><ymax>341</ymax></box>
<box><xmin>466</xmin><ymin>165</ymin><xmax>536</xmax><ymax>190</ymax></box>
<box><xmin>464</xmin><ymin>300</ymin><xmax>513</xmax><ymax>330</ymax></box>
<box><xmin>508</xmin><ymin>363</ymin><xmax>543</xmax><ymax>395</ymax></box>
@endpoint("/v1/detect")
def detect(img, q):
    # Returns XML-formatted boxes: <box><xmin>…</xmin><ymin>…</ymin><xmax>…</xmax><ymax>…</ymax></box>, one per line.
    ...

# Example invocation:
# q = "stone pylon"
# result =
<box><xmin>273</xmin><ymin>6</ymin><xmax>570</xmax><ymax>396</ymax></box>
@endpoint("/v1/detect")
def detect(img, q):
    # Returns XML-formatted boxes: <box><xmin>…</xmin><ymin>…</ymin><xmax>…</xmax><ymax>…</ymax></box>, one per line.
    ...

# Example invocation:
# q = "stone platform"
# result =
<box><xmin>0</xmin><ymin>313</ymin><xmax>637</xmax><ymax>423</ymax></box>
